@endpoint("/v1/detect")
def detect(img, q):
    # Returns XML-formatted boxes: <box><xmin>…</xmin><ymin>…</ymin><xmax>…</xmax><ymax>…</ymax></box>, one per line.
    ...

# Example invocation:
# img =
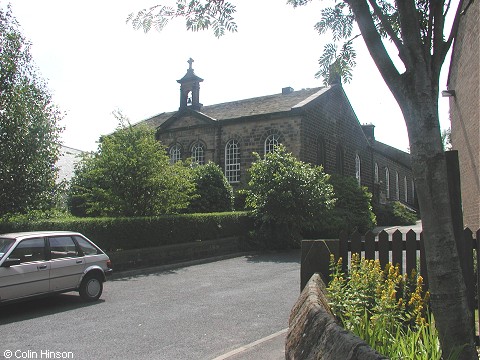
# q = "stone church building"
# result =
<box><xmin>137</xmin><ymin>59</ymin><xmax>415</xmax><ymax>207</ymax></box>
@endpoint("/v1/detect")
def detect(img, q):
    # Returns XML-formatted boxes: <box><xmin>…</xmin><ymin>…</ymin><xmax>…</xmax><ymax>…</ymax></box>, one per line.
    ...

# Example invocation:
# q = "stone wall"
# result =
<box><xmin>301</xmin><ymin>85</ymin><xmax>373</xmax><ymax>192</ymax></box>
<box><xmin>109</xmin><ymin>237</ymin><xmax>244</xmax><ymax>271</ymax></box>
<box><xmin>449</xmin><ymin>0</ymin><xmax>480</xmax><ymax>229</ymax></box>
<box><xmin>373</xmin><ymin>151</ymin><xmax>415</xmax><ymax>205</ymax></box>
<box><xmin>286</xmin><ymin>273</ymin><xmax>387</xmax><ymax>360</ymax></box>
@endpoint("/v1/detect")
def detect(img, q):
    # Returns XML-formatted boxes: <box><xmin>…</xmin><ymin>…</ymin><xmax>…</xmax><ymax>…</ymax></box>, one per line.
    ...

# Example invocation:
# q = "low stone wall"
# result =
<box><xmin>285</xmin><ymin>273</ymin><xmax>387</xmax><ymax>360</ymax></box>
<box><xmin>109</xmin><ymin>236</ymin><xmax>244</xmax><ymax>271</ymax></box>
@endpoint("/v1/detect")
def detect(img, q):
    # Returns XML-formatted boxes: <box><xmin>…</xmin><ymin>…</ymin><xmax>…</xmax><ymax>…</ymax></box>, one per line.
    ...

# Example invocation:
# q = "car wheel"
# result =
<box><xmin>79</xmin><ymin>273</ymin><xmax>103</xmax><ymax>302</ymax></box>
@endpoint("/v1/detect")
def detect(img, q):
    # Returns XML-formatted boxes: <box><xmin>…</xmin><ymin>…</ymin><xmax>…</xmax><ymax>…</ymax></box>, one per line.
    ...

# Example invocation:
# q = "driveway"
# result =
<box><xmin>0</xmin><ymin>251</ymin><xmax>300</xmax><ymax>360</ymax></box>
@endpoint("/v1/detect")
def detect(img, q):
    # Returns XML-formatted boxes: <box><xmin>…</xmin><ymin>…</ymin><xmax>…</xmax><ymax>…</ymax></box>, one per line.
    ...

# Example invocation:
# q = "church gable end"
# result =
<box><xmin>159</xmin><ymin>112</ymin><xmax>216</xmax><ymax>131</ymax></box>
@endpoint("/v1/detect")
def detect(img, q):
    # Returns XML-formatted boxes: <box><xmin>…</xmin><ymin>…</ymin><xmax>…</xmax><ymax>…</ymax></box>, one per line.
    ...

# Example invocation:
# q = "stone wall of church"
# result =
<box><xmin>157</xmin><ymin>125</ymin><xmax>218</xmax><ymax>163</ymax></box>
<box><xmin>374</xmin><ymin>152</ymin><xmax>415</xmax><ymax>206</ymax></box>
<box><xmin>218</xmin><ymin>115</ymin><xmax>303</xmax><ymax>186</ymax></box>
<box><xmin>300</xmin><ymin>85</ymin><xmax>374</xmax><ymax>192</ymax></box>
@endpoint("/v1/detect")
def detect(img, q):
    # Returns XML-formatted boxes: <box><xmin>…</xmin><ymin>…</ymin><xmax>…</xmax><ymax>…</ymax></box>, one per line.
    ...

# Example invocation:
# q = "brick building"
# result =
<box><xmin>447</xmin><ymin>0</ymin><xmax>480</xmax><ymax>229</ymax></box>
<box><xmin>137</xmin><ymin>59</ymin><xmax>415</xmax><ymax>206</ymax></box>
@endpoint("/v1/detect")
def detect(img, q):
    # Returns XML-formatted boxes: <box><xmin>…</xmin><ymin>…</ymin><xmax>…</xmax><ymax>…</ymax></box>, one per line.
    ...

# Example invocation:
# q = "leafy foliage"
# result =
<box><xmin>127</xmin><ymin>0</ymin><xmax>238</xmax><ymax>38</ymax></box>
<box><xmin>0</xmin><ymin>6</ymin><xmax>64</xmax><ymax>217</ymax></box>
<box><xmin>0</xmin><ymin>211</ymin><xmax>253</xmax><ymax>252</ymax></box>
<box><xmin>374</xmin><ymin>201</ymin><xmax>418</xmax><ymax>226</ymax></box>
<box><xmin>68</xmin><ymin>114</ymin><xmax>195</xmax><ymax>217</ymax></box>
<box><xmin>187</xmin><ymin>162</ymin><xmax>233</xmax><ymax>213</ymax></box>
<box><xmin>327</xmin><ymin>254</ymin><xmax>444</xmax><ymax>359</ymax></box>
<box><xmin>307</xmin><ymin>174</ymin><xmax>376</xmax><ymax>237</ymax></box>
<box><xmin>243</xmin><ymin>145</ymin><xmax>335</xmax><ymax>248</ymax></box>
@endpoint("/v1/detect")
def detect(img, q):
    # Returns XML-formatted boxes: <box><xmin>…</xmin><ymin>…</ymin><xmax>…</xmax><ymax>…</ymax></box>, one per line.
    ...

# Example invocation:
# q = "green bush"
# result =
<box><xmin>327</xmin><ymin>254</ymin><xmax>449</xmax><ymax>359</ymax></box>
<box><xmin>305</xmin><ymin>174</ymin><xmax>376</xmax><ymax>238</ymax></box>
<box><xmin>243</xmin><ymin>145</ymin><xmax>335</xmax><ymax>249</ymax></box>
<box><xmin>374</xmin><ymin>201</ymin><xmax>418</xmax><ymax>226</ymax></box>
<box><xmin>0</xmin><ymin>212</ymin><xmax>253</xmax><ymax>252</ymax></box>
<box><xmin>68</xmin><ymin>116</ymin><xmax>195</xmax><ymax>217</ymax></box>
<box><xmin>187</xmin><ymin>162</ymin><xmax>234</xmax><ymax>213</ymax></box>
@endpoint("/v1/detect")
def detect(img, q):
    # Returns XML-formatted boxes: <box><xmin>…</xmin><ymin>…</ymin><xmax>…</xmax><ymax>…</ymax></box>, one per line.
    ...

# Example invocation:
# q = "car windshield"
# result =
<box><xmin>0</xmin><ymin>238</ymin><xmax>15</xmax><ymax>261</ymax></box>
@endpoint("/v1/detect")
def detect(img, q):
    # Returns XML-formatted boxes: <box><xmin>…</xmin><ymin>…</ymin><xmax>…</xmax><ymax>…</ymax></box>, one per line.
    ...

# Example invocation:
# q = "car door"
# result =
<box><xmin>48</xmin><ymin>236</ymin><xmax>85</xmax><ymax>292</ymax></box>
<box><xmin>0</xmin><ymin>237</ymin><xmax>50</xmax><ymax>302</ymax></box>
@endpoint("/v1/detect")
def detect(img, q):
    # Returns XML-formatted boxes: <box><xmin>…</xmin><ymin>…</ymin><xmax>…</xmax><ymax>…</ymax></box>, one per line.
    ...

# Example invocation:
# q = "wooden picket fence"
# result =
<box><xmin>302</xmin><ymin>228</ymin><xmax>480</xmax><ymax>343</ymax></box>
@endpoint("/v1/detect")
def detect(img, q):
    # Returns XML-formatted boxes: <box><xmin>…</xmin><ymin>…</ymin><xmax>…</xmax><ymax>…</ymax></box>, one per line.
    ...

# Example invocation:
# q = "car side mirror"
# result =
<box><xmin>1</xmin><ymin>258</ymin><xmax>21</xmax><ymax>267</ymax></box>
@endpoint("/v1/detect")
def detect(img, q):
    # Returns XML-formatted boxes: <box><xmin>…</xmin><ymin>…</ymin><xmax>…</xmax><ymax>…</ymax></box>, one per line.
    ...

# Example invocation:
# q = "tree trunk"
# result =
<box><xmin>399</xmin><ymin>90</ymin><xmax>477</xmax><ymax>359</ymax></box>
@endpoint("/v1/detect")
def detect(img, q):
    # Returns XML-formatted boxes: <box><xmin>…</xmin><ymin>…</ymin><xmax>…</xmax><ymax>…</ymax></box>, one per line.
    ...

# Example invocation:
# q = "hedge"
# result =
<box><xmin>0</xmin><ymin>212</ymin><xmax>253</xmax><ymax>252</ymax></box>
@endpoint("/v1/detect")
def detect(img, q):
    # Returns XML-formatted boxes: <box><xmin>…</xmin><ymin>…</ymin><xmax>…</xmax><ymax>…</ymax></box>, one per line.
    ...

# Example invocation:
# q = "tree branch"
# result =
<box><xmin>367</xmin><ymin>0</ymin><xmax>407</xmax><ymax>62</ymax></box>
<box><xmin>396</xmin><ymin>0</ymin><xmax>424</xmax><ymax>67</ymax></box>
<box><xmin>346</xmin><ymin>0</ymin><xmax>403</xmax><ymax>97</ymax></box>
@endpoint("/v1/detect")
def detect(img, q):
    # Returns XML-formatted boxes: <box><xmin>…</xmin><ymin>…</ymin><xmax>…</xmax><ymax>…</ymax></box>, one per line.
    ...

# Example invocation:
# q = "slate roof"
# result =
<box><xmin>137</xmin><ymin>87</ymin><xmax>326</xmax><ymax>129</ymax></box>
<box><xmin>373</xmin><ymin>141</ymin><xmax>411</xmax><ymax>168</ymax></box>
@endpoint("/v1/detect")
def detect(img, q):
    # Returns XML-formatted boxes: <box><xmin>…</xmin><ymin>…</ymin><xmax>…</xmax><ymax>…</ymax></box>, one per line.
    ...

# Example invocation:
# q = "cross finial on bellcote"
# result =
<box><xmin>188</xmin><ymin>57</ymin><xmax>194</xmax><ymax>69</ymax></box>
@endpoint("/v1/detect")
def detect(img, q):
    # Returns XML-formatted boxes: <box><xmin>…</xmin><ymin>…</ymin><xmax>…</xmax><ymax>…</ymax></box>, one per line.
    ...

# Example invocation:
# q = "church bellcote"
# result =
<box><xmin>177</xmin><ymin>58</ymin><xmax>204</xmax><ymax>110</ymax></box>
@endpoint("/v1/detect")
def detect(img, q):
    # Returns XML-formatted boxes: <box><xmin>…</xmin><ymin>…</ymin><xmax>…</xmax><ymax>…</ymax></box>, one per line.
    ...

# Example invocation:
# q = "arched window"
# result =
<box><xmin>169</xmin><ymin>144</ymin><xmax>181</xmax><ymax>164</ymax></box>
<box><xmin>225</xmin><ymin>139</ymin><xmax>240</xmax><ymax>183</ymax></box>
<box><xmin>336</xmin><ymin>145</ymin><xmax>344</xmax><ymax>175</ymax></box>
<box><xmin>404</xmin><ymin>176</ymin><xmax>408</xmax><ymax>202</ymax></box>
<box><xmin>395</xmin><ymin>171</ymin><xmax>400</xmax><ymax>200</ymax></box>
<box><xmin>355</xmin><ymin>154</ymin><xmax>361</xmax><ymax>185</ymax></box>
<box><xmin>317</xmin><ymin>137</ymin><xmax>326</xmax><ymax>166</ymax></box>
<box><xmin>412</xmin><ymin>180</ymin><xmax>415</xmax><ymax>202</ymax></box>
<box><xmin>191</xmin><ymin>142</ymin><xmax>205</xmax><ymax>165</ymax></box>
<box><xmin>374</xmin><ymin>163</ymin><xmax>379</xmax><ymax>183</ymax></box>
<box><xmin>385</xmin><ymin>167</ymin><xmax>390</xmax><ymax>199</ymax></box>
<box><xmin>264</xmin><ymin>134</ymin><xmax>280</xmax><ymax>155</ymax></box>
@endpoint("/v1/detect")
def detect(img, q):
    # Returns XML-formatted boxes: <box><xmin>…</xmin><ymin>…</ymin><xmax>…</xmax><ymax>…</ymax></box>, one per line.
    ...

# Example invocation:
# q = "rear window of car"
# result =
<box><xmin>0</xmin><ymin>238</ymin><xmax>15</xmax><ymax>260</ymax></box>
<box><xmin>74</xmin><ymin>236</ymin><xmax>101</xmax><ymax>256</ymax></box>
<box><xmin>49</xmin><ymin>236</ymin><xmax>80</xmax><ymax>259</ymax></box>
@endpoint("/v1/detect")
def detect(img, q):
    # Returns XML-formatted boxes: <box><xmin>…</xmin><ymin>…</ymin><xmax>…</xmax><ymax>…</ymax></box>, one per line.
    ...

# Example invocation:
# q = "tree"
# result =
<box><xmin>68</xmin><ymin>114</ymin><xmax>195</xmax><ymax>217</ymax></box>
<box><xmin>291</xmin><ymin>1</ymin><xmax>476</xmax><ymax>358</ymax></box>
<box><xmin>129</xmin><ymin>1</ymin><xmax>477</xmax><ymax>356</ymax></box>
<box><xmin>187</xmin><ymin>162</ymin><xmax>234</xmax><ymax>213</ymax></box>
<box><xmin>0</xmin><ymin>6</ymin><xmax>63</xmax><ymax>217</ymax></box>
<box><xmin>327</xmin><ymin>174</ymin><xmax>376</xmax><ymax>234</ymax></box>
<box><xmin>243</xmin><ymin>145</ymin><xmax>335</xmax><ymax>249</ymax></box>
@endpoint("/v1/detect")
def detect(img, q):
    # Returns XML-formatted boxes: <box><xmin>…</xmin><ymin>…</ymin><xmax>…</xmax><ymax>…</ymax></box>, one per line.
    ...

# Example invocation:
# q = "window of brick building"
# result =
<box><xmin>395</xmin><ymin>171</ymin><xmax>400</xmax><ymax>200</ymax></box>
<box><xmin>412</xmin><ymin>180</ymin><xmax>415</xmax><ymax>202</ymax></box>
<box><xmin>225</xmin><ymin>139</ymin><xmax>240</xmax><ymax>183</ymax></box>
<box><xmin>317</xmin><ymin>137</ymin><xmax>326</xmax><ymax>166</ymax></box>
<box><xmin>264</xmin><ymin>134</ymin><xmax>280</xmax><ymax>155</ymax></box>
<box><xmin>169</xmin><ymin>144</ymin><xmax>181</xmax><ymax>164</ymax></box>
<box><xmin>374</xmin><ymin>163</ymin><xmax>379</xmax><ymax>183</ymax></box>
<box><xmin>404</xmin><ymin>176</ymin><xmax>408</xmax><ymax>202</ymax></box>
<box><xmin>191</xmin><ymin>142</ymin><xmax>205</xmax><ymax>165</ymax></box>
<box><xmin>385</xmin><ymin>167</ymin><xmax>390</xmax><ymax>198</ymax></box>
<box><xmin>336</xmin><ymin>145</ymin><xmax>344</xmax><ymax>175</ymax></box>
<box><xmin>355</xmin><ymin>154</ymin><xmax>361</xmax><ymax>185</ymax></box>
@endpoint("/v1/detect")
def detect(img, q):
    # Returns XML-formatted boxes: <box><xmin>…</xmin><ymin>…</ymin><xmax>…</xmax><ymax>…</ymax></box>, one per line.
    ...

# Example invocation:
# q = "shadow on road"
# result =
<box><xmin>245</xmin><ymin>250</ymin><xmax>300</xmax><ymax>264</ymax></box>
<box><xmin>0</xmin><ymin>293</ymin><xmax>103</xmax><ymax>325</ymax></box>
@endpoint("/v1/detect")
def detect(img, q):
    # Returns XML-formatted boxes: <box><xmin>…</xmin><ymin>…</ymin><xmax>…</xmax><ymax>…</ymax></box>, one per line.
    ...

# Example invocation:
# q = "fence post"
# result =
<box><xmin>477</xmin><ymin>229</ymin><xmax>480</xmax><ymax>342</ymax></box>
<box><xmin>378</xmin><ymin>230</ymin><xmax>389</xmax><ymax>269</ymax></box>
<box><xmin>392</xmin><ymin>230</ymin><xmax>403</xmax><ymax>273</ymax></box>
<box><xmin>300</xmin><ymin>239</ymin><xmax>339</xmax><ymax>291</ymax></box>
<box><xmin>405</xmin><ymin>229</ymin><xmax>417</xmax><ymax>276</ymax></box>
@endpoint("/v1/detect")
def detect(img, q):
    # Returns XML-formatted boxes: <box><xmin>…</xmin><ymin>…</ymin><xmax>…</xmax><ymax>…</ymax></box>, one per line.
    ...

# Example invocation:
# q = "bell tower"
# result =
<box><xmin>177</xmin><ymin>58</ymin><xmax>204</xmax><ymax>111</ymax></box>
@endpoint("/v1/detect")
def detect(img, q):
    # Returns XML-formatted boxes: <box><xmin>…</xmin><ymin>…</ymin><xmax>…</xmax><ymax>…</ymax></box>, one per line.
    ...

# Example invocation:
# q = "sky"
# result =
<box><xmin>3</xmin><ymin>0</ymin><xmax>452</xmax><ymax>153</ymax></box>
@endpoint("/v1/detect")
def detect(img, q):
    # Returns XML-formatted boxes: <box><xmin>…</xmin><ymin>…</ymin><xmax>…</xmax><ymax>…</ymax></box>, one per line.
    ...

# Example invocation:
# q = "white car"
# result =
<box><xmin>0</xmin><ymin>231</ymin><xmax>112</xmax><ymax>303</ymax></box>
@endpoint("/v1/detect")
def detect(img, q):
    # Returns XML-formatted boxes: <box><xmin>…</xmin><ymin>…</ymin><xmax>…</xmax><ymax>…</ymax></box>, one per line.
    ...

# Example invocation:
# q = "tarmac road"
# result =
<box><xmin>0</xmin><ymin>251</ymin><xmax>300</xmax><ymax>360</ymax></box>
